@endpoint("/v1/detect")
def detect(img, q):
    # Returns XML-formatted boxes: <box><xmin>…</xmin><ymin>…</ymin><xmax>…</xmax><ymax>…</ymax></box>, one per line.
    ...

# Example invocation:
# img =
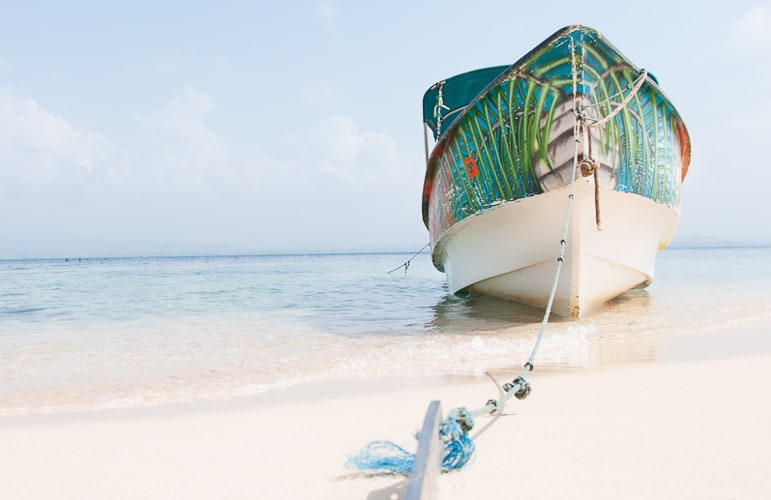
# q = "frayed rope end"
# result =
<box><xmin>346</xmin><ymin>440</ymin><xmax>415</xmax><ymax>475</ymax></box>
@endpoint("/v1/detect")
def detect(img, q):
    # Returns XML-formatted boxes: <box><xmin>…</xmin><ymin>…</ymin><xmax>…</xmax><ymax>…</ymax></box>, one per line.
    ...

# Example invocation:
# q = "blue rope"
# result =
<box><xmin>347</xmin><ymin>412</ymin><xmax>476</xmax><ymax>474</ymax></box>
<box><xmin>347</xmin><ymin>440</ymin><xmax>415</xmax><ymax>475</ymax></box>
<box><xmin>439</xmin><ymin>416</ymin><xmax>476</xmax><ymax>471</ymax></box>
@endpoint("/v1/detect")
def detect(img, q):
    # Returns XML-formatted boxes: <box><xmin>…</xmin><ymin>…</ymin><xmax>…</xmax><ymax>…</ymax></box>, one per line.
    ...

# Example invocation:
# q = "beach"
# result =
<box><xmin>2</xmin><ymin>324</ymin><xmax>770</xmax><ymax>500</ymax></box>
<box><xmin>2</xmin><ymin>250</ymin><xmax>771</xmax><ymax>498</ymax></box>
<box><xmin>4</xmin><ymin>2</ymin><xmax>771</xmax><ymax>497</ymax></box>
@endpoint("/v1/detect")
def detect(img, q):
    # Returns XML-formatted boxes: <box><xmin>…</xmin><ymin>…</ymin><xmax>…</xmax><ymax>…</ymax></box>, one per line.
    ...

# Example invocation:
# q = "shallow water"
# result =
<box><xmin>1</xmin><ymin>247</ymin><xmax>770</xmax><ymax>415</ymax></box>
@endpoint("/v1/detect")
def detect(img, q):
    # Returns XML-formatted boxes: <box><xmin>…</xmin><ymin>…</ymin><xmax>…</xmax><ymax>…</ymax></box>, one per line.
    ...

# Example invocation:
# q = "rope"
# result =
<box><xmin>579</xmin><ymin>126</ymin><xmax>601</xmax><ymax>230</ymax></box>
<box><xmin>433</xmin><ymin>81</ymin><xmax>450</xmax><ymax>136</ymax></box>
<box><xmin>387</xmin><ymin>243</ymin><xmax>430</xmax><ymax>275</ymax></box>
<box><xmin>349</xmin><ymin>36</ymin><xmax>586</xmax><ymax>475</ymax></box>
<box><xmin>576</xmin><ymin>67</ymin><xmax>648</xmax><ymax>232</ymax></box>
<box><xmin>585</xmin><ymin>68</ymin><xmax>648</xmax><ymax>129</ymax></box>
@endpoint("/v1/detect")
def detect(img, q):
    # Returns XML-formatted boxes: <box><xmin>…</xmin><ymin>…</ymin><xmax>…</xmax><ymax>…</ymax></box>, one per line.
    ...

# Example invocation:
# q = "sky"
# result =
<box><xmin>1</xmin><ymin>0</ymin><xmax>770</xmax><ymax>258</ymax></box>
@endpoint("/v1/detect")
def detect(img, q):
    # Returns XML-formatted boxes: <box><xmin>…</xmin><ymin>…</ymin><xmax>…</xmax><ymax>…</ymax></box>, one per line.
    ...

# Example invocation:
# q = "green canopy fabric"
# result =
<box><xmin>422</xmin><ymin>65</ymin><xmax>509</xmax><ymax>139</ymax></box>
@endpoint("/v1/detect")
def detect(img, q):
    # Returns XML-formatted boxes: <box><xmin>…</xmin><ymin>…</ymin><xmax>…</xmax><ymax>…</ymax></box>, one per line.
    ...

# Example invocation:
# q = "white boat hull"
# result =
<box><xmin>432</xmin><ymin>179</ymin><xmax>680</xmax><ymax>317</ymax></box>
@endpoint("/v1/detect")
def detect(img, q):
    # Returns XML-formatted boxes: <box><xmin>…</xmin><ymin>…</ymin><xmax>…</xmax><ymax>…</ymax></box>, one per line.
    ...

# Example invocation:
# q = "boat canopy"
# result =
<box><xmin>422</xmin><ymin>65</ymin><xmax>509</xmax><ymax>140</ymax></box>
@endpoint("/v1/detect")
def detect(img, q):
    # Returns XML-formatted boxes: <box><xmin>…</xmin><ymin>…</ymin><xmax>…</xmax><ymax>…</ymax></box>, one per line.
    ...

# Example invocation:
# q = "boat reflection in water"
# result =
<box><xmin>425</xmin><ymin>287</ymin><xmax>657</xmax><ymax>378</ymax></box>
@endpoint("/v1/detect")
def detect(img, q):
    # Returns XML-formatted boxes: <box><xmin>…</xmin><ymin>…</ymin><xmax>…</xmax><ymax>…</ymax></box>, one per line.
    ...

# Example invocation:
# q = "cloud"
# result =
<box><xmin>0</xmin><ymin>85</ymin><xmax>234</xmax><ymax>196</ymax></box>
<box><xmin>131</xmin><ymin>85</ymin><xmax>230</xmax><ymax>191</ymax></box>
<box><xmin>0</xmin><ymin>89</ymin><xmax>112</xmax><ymax>188</ymax></box>
<box><xmin>312</xmin><ymin>115</ymin><xmax>405</xmax><ymax>184</ymax></box>
<box><xmin>0</xmin><ymin>56</ymin><xmax>11</xmax><ymax>69</ymax></box>
<box><xmin>0</xmin><ymin>83</ymin><xmax>405</xmax><ymax>197</ymax></box>
<box><xmin>729</xmin><ymin>3</ymin><xmax>771</xmax><ymax>52</ymax></box>
<box><xmin>226</xmin><ymin>115</ymin><xmax>407</xmax><ymax>197</ymax></box>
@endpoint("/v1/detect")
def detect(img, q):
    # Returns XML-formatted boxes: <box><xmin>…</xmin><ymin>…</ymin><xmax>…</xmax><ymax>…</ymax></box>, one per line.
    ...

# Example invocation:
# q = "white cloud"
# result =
<box><xmin>729</xmin><ymin>3</ymin><xmax>771</xmax><ymax>52</ymax></box>
<box><xmin>0</xmin><ymin>89</ymin><xmax>111</xmax><ymax>187</ymax></box>
<box><xmin>312</xmin><ymin>115</ymin><xmax>405</xmax><ymax>184</ymax></box>
<box><xmin>0</xmin><ymin>56</ymin><xmax>11</xmax><ymax>69</ymax></box>
<box><xmin>132</xmin><ymin>85</ymin><xmax>230</xmax><ymax>191</ymax></box>
<box><xmin>315</xmin><ymin>115</ymin><xmax>363</xmax><ymax>169</ymax></box>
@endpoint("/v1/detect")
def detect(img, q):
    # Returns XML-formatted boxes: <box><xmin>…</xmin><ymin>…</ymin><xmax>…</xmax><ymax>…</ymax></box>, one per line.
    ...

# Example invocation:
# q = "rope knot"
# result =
<box><xmin>574</xmin><ymin>106</ymin><xmax>586</xmax><ymax>122</ymax></box>
<box><xmin>438</xmin><ymin>407</ymin><xmax>477</xmax><ymax>471</ymax></box>
<box><xmin>444</xmin><ymin>407</ymin><xmax>474</xmax><ymax>435</ymax></box>
<box><xmin>580</xmin><ymin>157</ymin><xmax>598</xmax><ymax>177</ymax></box>
<box><xmin>503</xmin><ymin>376</ymin><xmax>532</xmax><ymax>400</ymax></box>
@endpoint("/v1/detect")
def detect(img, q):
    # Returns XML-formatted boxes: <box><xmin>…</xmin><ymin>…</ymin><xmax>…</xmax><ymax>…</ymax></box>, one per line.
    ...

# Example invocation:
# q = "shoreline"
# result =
<box><xmin>4</xmin><ymin>317</ymin><xmax>770</xmax><ymax>420</ymax></box>
<box><xmin>2</xmin><ymin>326</ymin><xmax>771</xmax><ymax>499</ymax></box>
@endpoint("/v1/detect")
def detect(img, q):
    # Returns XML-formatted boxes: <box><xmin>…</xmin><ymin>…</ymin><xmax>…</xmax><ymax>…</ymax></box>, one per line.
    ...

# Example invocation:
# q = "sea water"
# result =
<box><xmin>1</xmin><ymin>248</ymin><xmax>770</xmax><ymax>415</ymax></box>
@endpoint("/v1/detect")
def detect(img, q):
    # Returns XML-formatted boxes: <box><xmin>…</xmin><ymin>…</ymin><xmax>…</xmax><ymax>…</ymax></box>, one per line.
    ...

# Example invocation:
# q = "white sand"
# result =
<box><xmin>2</xmin><ymin>350</ymin><xmax>770</xmax><ymax>499</ymax></box>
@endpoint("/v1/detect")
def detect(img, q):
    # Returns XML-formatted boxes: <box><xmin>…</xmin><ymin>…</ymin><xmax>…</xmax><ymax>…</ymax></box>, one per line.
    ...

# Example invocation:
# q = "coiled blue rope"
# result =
<box><xmin>347</xmin><ymin>408</ymin><xmax>477</xmax><ymax>474</ymax></box>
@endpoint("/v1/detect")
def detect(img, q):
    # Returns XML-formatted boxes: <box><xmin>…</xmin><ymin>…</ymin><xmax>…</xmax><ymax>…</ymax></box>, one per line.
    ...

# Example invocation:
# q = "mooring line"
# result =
<box><xmin>387</xmin><ymin>242</ymin><xmax>430</xmax><ymax>275</ymax></box>
<box><xmin>349</xmin><ymin>34</ymin><xmax>588</xmax><ymax>476</ymax></box>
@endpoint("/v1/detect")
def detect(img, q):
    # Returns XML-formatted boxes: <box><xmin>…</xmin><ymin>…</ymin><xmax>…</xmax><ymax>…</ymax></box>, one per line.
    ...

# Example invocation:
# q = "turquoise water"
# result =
<box><xmin>1</xmin><ymin>248</ymin><xmax>770</xmax><ymax>415</ymax></box>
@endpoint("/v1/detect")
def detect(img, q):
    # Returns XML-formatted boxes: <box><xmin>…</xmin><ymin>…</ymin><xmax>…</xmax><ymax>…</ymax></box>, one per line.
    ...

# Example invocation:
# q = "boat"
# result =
<box><xmin>421</xmin><ymin>25</ymin><xmax>691</xmax><ymax>317</ymax></box>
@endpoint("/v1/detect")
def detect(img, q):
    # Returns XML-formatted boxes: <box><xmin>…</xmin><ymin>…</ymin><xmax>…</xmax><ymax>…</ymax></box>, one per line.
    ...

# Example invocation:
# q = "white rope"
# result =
<box><xmin>387</xmin><ymin>243</ymin><xmax>430</xmax><ymax>275</ymax></box>
<box><xmin>433</xmin><ymin>81</ymin><xmax>450</xmax><ymax>135</ymax></box>
<box><xmin>586</xmin><ymin>68</ymin><xmax>648</xmax><ymax>129</ymax></box>
<box><xmin>524</xmin><ymin>35</ymin><xmax>583</xmax><ymax>370</ymax></box>
<box><xmin>466</xmin><ymin>35</ymin><xmax>586</xmax><ymax>420</ymax></box>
